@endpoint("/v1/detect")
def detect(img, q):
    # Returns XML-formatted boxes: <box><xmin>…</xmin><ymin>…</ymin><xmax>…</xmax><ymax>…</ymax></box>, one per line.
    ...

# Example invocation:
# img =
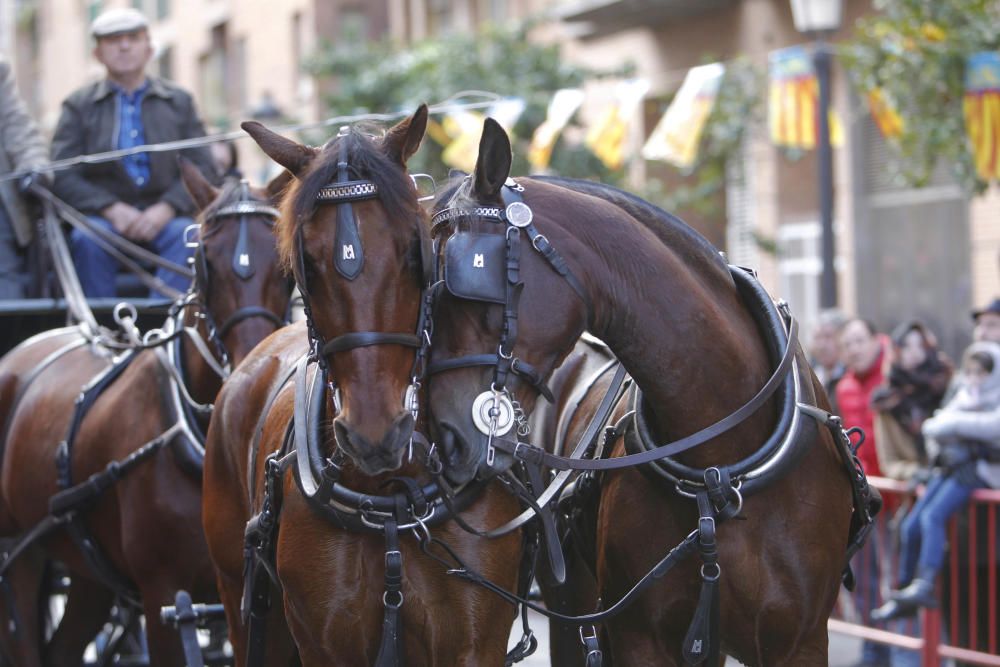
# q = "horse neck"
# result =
<box><xmin>179</xmin><ymin>308</ymin><xmax>224</xmax><ymax>407</ymax></box>
<box><xmin>577</xmin><ymin>211</ymin><xmax>775</xmax><ymax>460</ymax></box>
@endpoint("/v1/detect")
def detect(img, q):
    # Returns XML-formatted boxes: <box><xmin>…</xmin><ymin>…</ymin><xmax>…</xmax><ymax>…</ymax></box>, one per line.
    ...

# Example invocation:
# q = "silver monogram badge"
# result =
<box><xmin>505</xmin><ymin>201</ymin><xmax>533</xmax><ymax>227</ymax></box>
<box><xmin>342</xmin><ymin>244</ymin><xmax>355</xmax><ymax>260</ymax></box>
<box><xmin>473</xmin><ymin>253</ymin><xmax>484</xmax><ymax>268</ymax></box>
<box><xmin>239</xmin><ymin>253</ymin><xmax>250</xmax><ymax>267</ymax></box>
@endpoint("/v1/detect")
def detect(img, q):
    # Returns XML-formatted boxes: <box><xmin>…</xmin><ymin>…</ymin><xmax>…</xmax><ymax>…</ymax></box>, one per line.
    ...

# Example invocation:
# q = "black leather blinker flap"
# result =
<box><xmin>334</xmin><ymin>203</ymin><xmax>364</xmax><ymax>280</ymax></box>
<box><xmin>444</xmin><ymin>232</ymin><xmax>507</xmax><ymax>304</ymax></box>
<box><xmin>232</xmin><ymin>217</ymin><xmax>255</xmax><ymax>280</ymax></box>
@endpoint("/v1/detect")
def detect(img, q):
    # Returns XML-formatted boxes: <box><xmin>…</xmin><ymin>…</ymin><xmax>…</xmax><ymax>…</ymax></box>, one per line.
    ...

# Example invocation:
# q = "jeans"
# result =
<box><xmin>897</xmin><ymin>471</ymin><xmax>977</xmax><ymax>585</ymax></box>
<box><xmin>70</xmin><ymin>214</ymin><xmax>193</xmax><ymax>298</ymax></box>
<box><xmin>0</xmin><ymin>205</ymin><xmax>26</xmax><ymax>299</ymax></box>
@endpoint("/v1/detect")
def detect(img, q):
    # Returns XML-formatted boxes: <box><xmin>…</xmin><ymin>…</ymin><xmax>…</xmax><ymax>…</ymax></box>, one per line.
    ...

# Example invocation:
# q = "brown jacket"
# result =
<box><xmin>50</xmin><ymin>76</ymin><xmax>214</xmax><ymax>217</ymax></box>
<box><xmin>0</xmin><ymin>55</ymin><xmax>49</xmax><ymax>246</ymax></box>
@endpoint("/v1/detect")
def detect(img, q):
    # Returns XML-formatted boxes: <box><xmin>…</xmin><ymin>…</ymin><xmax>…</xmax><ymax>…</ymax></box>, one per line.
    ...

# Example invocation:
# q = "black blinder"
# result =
<box><xmin>232</xmin><ymin>217</ymin><xmax>254</xmax><ymax>280</ymax></box>
<box><xmin>444</xmin><ymin>232</ymin><xmax>507</xmax><ymax>304</ymax></box>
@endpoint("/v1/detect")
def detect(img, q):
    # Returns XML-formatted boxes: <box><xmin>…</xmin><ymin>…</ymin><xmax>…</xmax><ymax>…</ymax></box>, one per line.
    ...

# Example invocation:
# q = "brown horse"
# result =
<box><xmin>428</xmin><ymin>119</ymin><xmax>868</xmax><ymax>666</ymax></box>
<box><xmin>0</xmin><ymin>161</ymin><xmax>291</xmax><ymax>667</ymax></box>
<box><xmin>203</xmin><ymin>107</ymin><xmax>522</xmax><ymax>666</ymax></box>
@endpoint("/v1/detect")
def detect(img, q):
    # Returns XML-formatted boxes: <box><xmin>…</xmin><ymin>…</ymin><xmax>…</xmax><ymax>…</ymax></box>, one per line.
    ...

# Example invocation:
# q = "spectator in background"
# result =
<box><xmin>50</xmin><ymin>7</ymin><xmax>216</xmax><ymax>298</ymax></box>
<box><xmin>873</xmin><ymin>341</ymin><xmax>1000</xmax><ymax>622</ymax></box>
<box><xmin>836</xmin><ymin>317</ymin><xmax>889</xmax><ymax>667</ymax></box>
<box><xmin>871</xmin><ymin>321</ymin><xmax>952</xmax><ymax>481</ymax></box>
<box><xmin>809</xmin><ymin>308</ymin><xmax>847</xmax><ymax>411</ymax></box>
<box><xmin>210</xmin><ymin>140</ymin><xmax>242</xmax><ymax>181</ymax></box>
<box><xmin>973</xmin><ymin>298</ymin><xmax>1000</xmax><ymax>344</ymax></box>
<box><xmin>0</xmin><ymin>54</ymin><xmax>50</xmax><ymax>299</ymax></box>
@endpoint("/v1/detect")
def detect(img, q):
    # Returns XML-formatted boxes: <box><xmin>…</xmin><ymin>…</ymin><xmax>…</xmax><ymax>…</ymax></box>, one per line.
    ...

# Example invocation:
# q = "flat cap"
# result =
<box><xmin>91</xmin><ymin>7</ymin><xmax>148</xmax><ymax>38</ymax></box>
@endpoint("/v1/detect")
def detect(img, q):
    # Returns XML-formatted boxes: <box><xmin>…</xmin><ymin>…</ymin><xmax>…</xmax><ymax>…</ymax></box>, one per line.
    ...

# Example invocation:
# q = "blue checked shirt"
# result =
<box><xmin>115</xmin><ymin>81</ymin><xmax>151</xmax><ymax>188</ymax></box>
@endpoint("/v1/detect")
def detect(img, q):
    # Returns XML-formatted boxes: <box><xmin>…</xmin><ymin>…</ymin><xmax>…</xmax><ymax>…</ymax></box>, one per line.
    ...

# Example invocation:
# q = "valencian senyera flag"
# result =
<box><xmin>528</xmin><ymin>89</ymin><xmax>585</xmax><ymax>171</ymax></box>
<box><xmin>768</xmin><ymin>45</ymin><xmax>843</xmax><ymax>149</ymax></box>
<box><xmin>642</xmin><ymin>63</ymin><xmax>724</xmax><ymax>168</ymax></box>
<box><xmin>867</xmin><ymin>86</ymin><xmax>904</xmax><ymax>139</ymax></box>
<box><xmin>964</xmin><ymin>51</ymin><xmax>1000</xmax><ymax>181</ymax></box>
<box><xmin>440</xmin><ymin>98</ymin><xmax>525</xmax><ymax>173</ymax></box>
<box><xmin>585</xmin><ymin>79</ymin><xmax>650</xmax><ymax>170</ymax></box>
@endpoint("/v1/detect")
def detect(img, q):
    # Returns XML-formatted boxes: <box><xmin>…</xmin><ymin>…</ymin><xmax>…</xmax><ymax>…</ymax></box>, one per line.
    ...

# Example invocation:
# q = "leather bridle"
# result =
<box><xmin>190</xmin><ymin>180</ymin><xmax>286</xmax><ymax>371</ymax></box>
<box><xmin>293</xmin><ymin>127</ymin><xmax>433</xmax><ymax>419</ymax></box>
<box><xmin>428</xmin><ymin>177</ymin><xmax>591</xmax><ymax>469</ymax></box>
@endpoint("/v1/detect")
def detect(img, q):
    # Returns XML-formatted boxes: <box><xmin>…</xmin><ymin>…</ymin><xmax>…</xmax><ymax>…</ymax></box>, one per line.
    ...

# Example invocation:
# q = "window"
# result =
<box><xmin>156</xmin><ymin>45</ymin><xmax>173</xmax><ymax>80</ymax></box>
<box><xmin>428</xmin><ymin>0</ymin><xmax>453</xmax><ymax>35</ymax></box>
<box><xmin>199</xmin><ymin>24</ymin><xmax>229</xmax><ymax>128</ymax></box>
<box><xmin>777</xmin><ymin>222</ymin><xmax>822</xmax><ymax>339</ymax></box>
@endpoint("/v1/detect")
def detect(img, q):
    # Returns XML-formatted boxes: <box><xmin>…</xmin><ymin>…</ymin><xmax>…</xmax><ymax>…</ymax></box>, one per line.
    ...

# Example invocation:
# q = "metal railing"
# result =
<box><xmin>830</xmin><ymin>476</ymin><xmax>1000</xmax><ymax>666</ymax></box>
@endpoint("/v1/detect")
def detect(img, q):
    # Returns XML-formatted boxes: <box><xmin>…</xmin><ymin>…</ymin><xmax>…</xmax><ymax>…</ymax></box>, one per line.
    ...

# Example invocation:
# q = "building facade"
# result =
<box><xmin>3</xmin><ymin>0</ymin><xmax>389</xmax><ymax>181</ymax></box>
<box><xmin>390</xmin><ymin>0</ymin><xmax>1000</xmax><ymax>358</ymax></box>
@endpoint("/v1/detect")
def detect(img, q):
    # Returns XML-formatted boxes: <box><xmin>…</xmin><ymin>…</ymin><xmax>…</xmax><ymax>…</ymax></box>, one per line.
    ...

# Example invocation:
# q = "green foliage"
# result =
<box><xmin>307</xmin><ymin>23</ymin><xmax>627</xmax><ymax>182</ymax></box>
<box><xmin>840</xmin><ymin>0</ymin><xmax>1000</xmax><ymax>190</ymax></box>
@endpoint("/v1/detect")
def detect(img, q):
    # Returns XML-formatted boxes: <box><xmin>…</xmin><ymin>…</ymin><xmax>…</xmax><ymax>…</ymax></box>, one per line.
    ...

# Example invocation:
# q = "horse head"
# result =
<box><xmin>180</xmin><ymin>159</ymin><xmax>292</xmax><ymax>368</ymax></box>
<box><xmin>428</xmin><ymin>119</ymin><xmax>591</xmax><ymax>484</ymax></box>
<box><xmin>242</xmin><ymin>106</ymin><xmax>430</xmax><ymax>476</ymax></box>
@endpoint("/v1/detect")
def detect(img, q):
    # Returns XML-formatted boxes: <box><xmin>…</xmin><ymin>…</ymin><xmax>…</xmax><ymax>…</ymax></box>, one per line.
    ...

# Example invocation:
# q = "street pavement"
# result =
<box><xmin>510</xmin><ymin>610</ymin><xmax>864</xmax><ymax>665</ymax></box>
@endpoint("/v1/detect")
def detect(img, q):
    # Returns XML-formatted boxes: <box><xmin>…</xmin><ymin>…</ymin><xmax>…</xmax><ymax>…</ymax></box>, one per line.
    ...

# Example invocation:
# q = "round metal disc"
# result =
<box><xmin>403</xmin><ymin>384</ymin><xmax>419</xmax><ymax>420</ymax></box>
<box><xmin>471</xmin><ymin>391</ymin><xmax>515</xmax><ymax>436</ymax></box>
<box><xmin>505</xmin><ymin>201</ymin><xmax>533</xmax><ymax>228</ymax></box>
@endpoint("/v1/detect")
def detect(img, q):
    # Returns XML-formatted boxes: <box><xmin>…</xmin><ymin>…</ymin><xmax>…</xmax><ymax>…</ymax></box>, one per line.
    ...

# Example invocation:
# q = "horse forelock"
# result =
<box><xmin>275</xmin><ymin>126</ymin><xmax>422</xmax><ymax>276</ymax></box>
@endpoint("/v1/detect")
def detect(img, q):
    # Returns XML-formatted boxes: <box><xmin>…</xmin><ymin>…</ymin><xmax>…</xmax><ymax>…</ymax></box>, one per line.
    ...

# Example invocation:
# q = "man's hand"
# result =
<box><xmin>101</xmin><ymin>202</ymin><xmax>143</xmax><ymax>239</ymax></box>
<box><xmin>131</xmin><ymin>202</ymin><xmax>176</xmax><ymax>243</ymax></box>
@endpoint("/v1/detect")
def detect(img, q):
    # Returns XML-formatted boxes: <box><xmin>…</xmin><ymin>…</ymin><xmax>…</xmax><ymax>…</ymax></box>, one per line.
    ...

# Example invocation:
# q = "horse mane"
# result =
<box><xmin>276</xmin><ymin>125</ymin><xmax>421</xmax><ymax>272</ymax></box>
<box><xmin>198</xmin><ymin>178</ymin><xmax>241</xmax><ymax>224</ymax></box>
<box><xmin>530</xmin><ymin>175</ymin><xmax>729</xmax><ymax>276</ymax></box>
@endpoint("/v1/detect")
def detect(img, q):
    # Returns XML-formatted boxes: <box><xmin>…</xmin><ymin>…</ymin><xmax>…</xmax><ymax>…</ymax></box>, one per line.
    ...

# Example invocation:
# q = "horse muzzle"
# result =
<box><xmin>333</xmin><ymin>411</ymin><xmax>414</xmax><ymax>475</ymax></box>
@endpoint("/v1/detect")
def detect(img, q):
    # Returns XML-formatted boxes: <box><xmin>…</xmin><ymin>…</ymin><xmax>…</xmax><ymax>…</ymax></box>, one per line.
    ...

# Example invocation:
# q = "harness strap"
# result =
<box><xmin>493</xmin><ymin>318</ymin><xmax>798</xmax><ymax>472</ymax></box>
<box><xmin>374</xmin><ymin>517</ymin><xmax>405</xmax><ymax>667</ymax></box>
<box><xmin>216</xmin><ymin>306</ymin><xmax>285</xmax><ymax>340</ymax></box>
<box><xmin>426</xmin><ymin>354</ymin><xmax>555</xmax><ymax>403</ymax></box>
<box><xmin>322</xmin><ymin>332</ymin><xmax>422</xmax><ymax>356</ymax></box>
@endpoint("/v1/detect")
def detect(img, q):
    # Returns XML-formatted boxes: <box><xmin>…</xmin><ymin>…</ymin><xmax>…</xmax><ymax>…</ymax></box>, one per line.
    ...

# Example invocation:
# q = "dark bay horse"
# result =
<box><xmin>428</xmin><ymin>119</ymin><xmax>868</xmax><ymax>665</ymax></box>
<box><xmin>0</xmin><ymin>161</ymin><xmax>291</xmax><ymax>667</ymax></box>
<box><xmin>203</xmin><ymin>107</ymin><xmax>522</xmax><ymax>666</ymax></box>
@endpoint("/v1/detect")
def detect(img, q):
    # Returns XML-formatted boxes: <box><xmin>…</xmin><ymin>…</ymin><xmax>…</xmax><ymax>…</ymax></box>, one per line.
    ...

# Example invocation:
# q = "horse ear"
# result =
<box><xmin>241</xmin><ymin>121</ymin><xmax>317</xmax><ymax>176</ymax></box>
<box><xmin>265</xmin><ymin>169</ymin><xmax>295</xmax><ymax>204</ymax></box>
<box><xmin>471</xmin><ymin>118</ymin><xmax>512</xmax><ymax>200</ymax></box>
<box><xmin>383</xmin><ymin>104</ymin><xmax>428</xmax><ymax>165</ymax></box>
<box><xmin>178</xmin><ymin>157</ymin><xmax>218</xmax><ymax>212</ymax></box>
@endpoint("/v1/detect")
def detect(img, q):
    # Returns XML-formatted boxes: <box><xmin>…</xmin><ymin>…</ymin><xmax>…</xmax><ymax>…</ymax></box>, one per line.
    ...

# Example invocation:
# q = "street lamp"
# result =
<box><xmin>790</xmin><ymin>0</ymin><xmax>843</xmax><ymax>309</ymax></box>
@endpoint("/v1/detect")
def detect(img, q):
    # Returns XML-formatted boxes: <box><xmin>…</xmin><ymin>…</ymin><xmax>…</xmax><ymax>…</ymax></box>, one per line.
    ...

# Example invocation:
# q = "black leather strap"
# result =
<box><xmin>216</xmin><ymin>306</ymin><xmax>285</xmax><ymax>339</ymax></box>
<box><xmin>494</xmin><ymin>318</ymin><xmax>798</xmax><ymax>472</ymax></box>
<box><xmin>322</xmin><ymin>332</ymin><xmax>422</xmax><ymax>356</ymax></box>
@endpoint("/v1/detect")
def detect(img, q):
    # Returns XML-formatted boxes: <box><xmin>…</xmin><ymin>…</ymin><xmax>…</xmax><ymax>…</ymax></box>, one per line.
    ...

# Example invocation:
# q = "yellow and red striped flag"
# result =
<box><xmin>642</xmin><ymin>63</ymin><xmax>724</xmax><ymax>168</ymax></box>
<box><xmin>963</xmin><ymin>52</ymin><xmax>1000</xmax><ymax>181</ymax></box>
<box><xmin>768</xmin><ymin>46</ymin><xmax>843</xmax><ymax>149</ymax></box>
<box><xmin>585</xmin><ymin>79</ymin><xmax>650</xmax><ymax>170</ymax></box>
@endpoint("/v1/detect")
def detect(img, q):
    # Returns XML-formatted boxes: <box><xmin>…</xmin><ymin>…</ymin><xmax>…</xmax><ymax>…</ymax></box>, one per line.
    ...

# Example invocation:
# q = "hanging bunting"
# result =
<box><xmin>528</xmin><ymin>89</ymin><xmax>585</xmax><ymax>171</ymax></box>
<box><xmin>642</xmin><ymin>63</ymin><xmax>725</xmax><ymax>168</ymax></box>
<box><xmin>768</xmin><ymin>45</ymin><xmax>843</xmax><ymax>150</ymax></box>
<box><xmin>866</xmin><ymin>87</ymin><xmax>904</xmax><ymax>139</ymax></box>
<box><xmin>440</xmin><ymin>98</ymin><xmax>524</xmax><ymax>174</ymax></box>
<box><xmin>585</xmin><ymin>79</ymin><xmax>650</xmax><ymax>170</ymax></box>
<box><xmin>963</xmin><ymin>51</ymin><xmax>1000</xmax><ymax>181</ymax></box>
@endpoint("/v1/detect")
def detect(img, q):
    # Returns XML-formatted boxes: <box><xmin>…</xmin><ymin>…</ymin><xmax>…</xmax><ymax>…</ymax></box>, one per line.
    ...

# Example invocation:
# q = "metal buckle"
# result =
<box><xmin>183</xmin><ymin>223</ymin><xmax>201</xmax><ymax>249</ymax></box>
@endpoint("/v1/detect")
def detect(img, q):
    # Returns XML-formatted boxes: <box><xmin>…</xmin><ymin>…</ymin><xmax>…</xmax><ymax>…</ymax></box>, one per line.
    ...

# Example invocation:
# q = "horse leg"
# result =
<box><xmin>0</xmin><ymin>544</ymin><xmax>46</xmax><ymax>667</ymax></box>
<box><xmin>44</xmin><ymin>575</ymin><xmax>114</xmax><ymax>667</ymax></box>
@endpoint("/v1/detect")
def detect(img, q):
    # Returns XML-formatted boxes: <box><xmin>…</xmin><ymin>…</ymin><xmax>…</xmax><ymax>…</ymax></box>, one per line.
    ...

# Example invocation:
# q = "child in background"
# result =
<box><xmin>872</xmin><ymin>341</ymin><xmax>1000</xmax><ymax>621</ymax></box>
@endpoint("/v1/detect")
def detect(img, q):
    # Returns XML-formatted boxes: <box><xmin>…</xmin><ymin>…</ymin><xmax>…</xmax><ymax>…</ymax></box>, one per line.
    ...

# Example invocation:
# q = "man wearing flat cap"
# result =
<box><xmin>51</xmin><ymin>7</ymin><xmax>216</xmax><ymax>297</ymax></box>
